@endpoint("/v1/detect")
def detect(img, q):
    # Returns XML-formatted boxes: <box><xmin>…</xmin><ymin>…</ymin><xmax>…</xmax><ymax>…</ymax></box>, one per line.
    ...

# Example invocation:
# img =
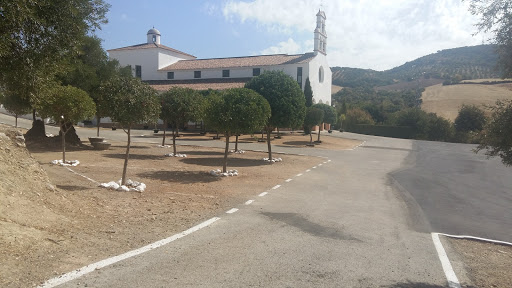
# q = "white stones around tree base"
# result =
<box><xmin>100</xmin><ymin>179</ymin><xmax>146</xmax><ymax>193</ymax></box>
<box><xmin>51</xmin><ymin>159</ymin><xmax>80</xmax><ymax>166</ymax></box>
<box><xmin>165</xmin><ymin>153</ymin><xmax>187</xmax><ymax>157</ymax></box>
<box><xmin>263</xmin><ymin>157</ymin><xmax>283</xmax><ymax>163</ymax></box>
<box><xmin>210</xmin><ymin>169</ymin><xmax>238</xmax><ymax>177</ymax></box>
<box><xmin>157</xmin><ymin>145</ymin><xmax>171</xmax><ymax>148</ymax></box>
<box><xmin>229</xmin><ymin>150</ymin><xmax>245</xmax><ymax>154</ymax></box>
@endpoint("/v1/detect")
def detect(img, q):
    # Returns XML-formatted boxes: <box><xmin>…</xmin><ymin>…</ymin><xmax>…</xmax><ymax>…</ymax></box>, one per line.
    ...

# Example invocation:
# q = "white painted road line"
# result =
<box><xmin>245</xmin><ymin>200</ymin><xmax>254</xmax><ymax>205</ymax></box>
<box><xmin>258</xmin><ymin>192</ymin><xmax>268</xmax><ymax>197</ymax></box>
<box><xmin>38</xmin><ymin>217</ymin><xmax>221</xmax><ymax>288</ymax></box>
<box><xmin>296</xmin><ymin>173</ymin><xmax>303</xmax><ymax>177</ymax></box>
<box><xmin>272</xmin><ymin>185</ymin><xmax>281</xmax><ymax>190</ymax></box>
<box><xmin>312</xmin><ymin>166</ymin><xmax>317</xmax><ymax>169</ymax></box>
<box><xmin>65</xmin><ymin>167</ymin><xmax>100</xmax><ymax>185</ymax></box>
<box><xmin>306</xmin><ymin>169</ymin><xmax>311</xmax><ymax>172</ymax></box>
<box><xmin>327</xmin><ymin>160</ymin><xmax>331</xmax><ymax>162</ymax></box>
<box><xmin>323</xmin><ymin>161</ymin><xmax>327</xmax><ymax>164</ymax></box>
<box><xmin>285</xmin><ymin>179</ymin><xmax>292</xmax><ymax>182</ymax></box>
<box><xmin>318</xmin><ymin>163</ymin><xmax>323</xmax><ymax>166</ymax></box>
<box><xmin>437</xmin><ymin>233</ymin><xmax>512</xmax><ymax>246</ymax></box>
<box><xmin>226</xmin><ymin>208</ymin><xmax>239</xmax><ymax>214</ymax></box>
<box><xmin>431</xmin><ymin>233</ymin><xmax>461</xmax><ymax>288</ymax></box>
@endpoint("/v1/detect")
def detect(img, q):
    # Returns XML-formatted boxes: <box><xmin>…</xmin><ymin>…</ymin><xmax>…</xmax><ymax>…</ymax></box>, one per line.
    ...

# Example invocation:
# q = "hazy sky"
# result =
<box><xmin>95</xmin><ymin>0</ymin><xmax>487</xmax><ymax>71</ymax></box>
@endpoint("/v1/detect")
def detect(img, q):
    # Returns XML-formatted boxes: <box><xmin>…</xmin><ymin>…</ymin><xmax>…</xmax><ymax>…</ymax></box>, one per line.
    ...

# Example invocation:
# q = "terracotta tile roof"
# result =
<box><xmin>107</xmin><ymin>43</ymin><xmax>195</xmax><ymax>58</ymax></box>
<box><xmin>160</xmin><ymin>53</ymin><xmax>316</xmax><ymax>71</ymax></box>
<box><xmin>146</xmin><ymin>78</ymin><xmax>252</xmax><ymax>92</ymax></box>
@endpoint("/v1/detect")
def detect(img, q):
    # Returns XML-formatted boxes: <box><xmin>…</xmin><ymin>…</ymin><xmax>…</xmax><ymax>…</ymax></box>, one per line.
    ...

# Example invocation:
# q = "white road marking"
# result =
<box><xmin>245</xmin><ymin>200</ymin><xmax>254</xmax><ymax>205</ymax></box>
<box><xmin>296</xmin><ymin>173</ymin><xmax>303</xmax><ymax>177</ymax></box>
<box><xmin>312</xmin><ymin>166</ymin><xmax>317</xmax><ymax>169</ymax></box>
<box><xmin>306</xmin><ymin>169</ymin><xmax>311</xmax><ymax>172</ymax></box>
<box><xmin>258</xmin><ymin>192</ymin><xmax>268</xmax><ymax>197</ymax></box>
<box><xmin>318</xmin><ymin>164</ymin><xmax>323</xmax><ymax>166</ymax></box>
<box><xmin>323</xmin><ymin>161</ymin><xmax>327</xmax><ymax>164</ymax></box>
<box><xmin>272</xmin><ymin>185</ymin><xmax>281</xmax><ymax>190</ymax></box>
<box><xmin>285</xmin><ymin>179</ymin><xmax>292</xmax><ymax>182</ymax></box>
<box><xmin>38</xmin><ymin>217</ymin><xmax>220</xmax><ymax>288</ymax></box>
<box><xmin>431</xmin><ymin>233</ymin><xmax>461</xmax><ymax>288</ymax></box>
<box><xmin>436</xmin><ymin>233</ymin><xmax>512</xmax><ymax>246</ymax></box>
<box><xmin>226</xmin><ymin>208</ymin><xmax>239</xmax><ymax>214</ymax></box>
<box><xmin>327</xmin><ymin>160</ymin><xmax>331</xmax><ymax>162</ymax></box>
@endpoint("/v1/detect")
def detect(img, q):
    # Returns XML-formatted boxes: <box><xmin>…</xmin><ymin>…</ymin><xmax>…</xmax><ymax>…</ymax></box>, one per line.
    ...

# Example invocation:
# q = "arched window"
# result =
<box><xmin>319</xmin><ymin>66</ymin><xmax>324</xmax><ymax>83</ymax></box>
<box><xmin>152</xmin><ymin>35</ymin><xmax>156</xmax><ymax>43</ymax></box>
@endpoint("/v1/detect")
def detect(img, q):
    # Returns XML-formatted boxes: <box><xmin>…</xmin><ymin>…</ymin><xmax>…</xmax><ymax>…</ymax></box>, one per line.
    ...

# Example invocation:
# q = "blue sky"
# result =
<box><xmin>95</xmin><ymin>0</ymin><xmax>487</xmax><ymax>71</ymax></box>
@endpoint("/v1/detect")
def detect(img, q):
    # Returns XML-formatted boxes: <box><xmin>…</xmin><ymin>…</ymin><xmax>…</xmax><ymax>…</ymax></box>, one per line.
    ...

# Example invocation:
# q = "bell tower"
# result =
<box><xmin>314</xmin><ymin>10</ymin><xmax>327</xmax><ymax>55</ymax></box>
<box><xmin>147</xmin><ymin>27</ymin><xmax>161</xmax><ymax>44</ymax></box>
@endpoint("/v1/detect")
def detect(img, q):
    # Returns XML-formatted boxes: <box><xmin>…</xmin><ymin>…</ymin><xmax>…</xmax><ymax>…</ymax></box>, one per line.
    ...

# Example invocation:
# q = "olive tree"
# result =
<box><xmin>304</xmin><ymin>107</ymin><xmax>324</xmax><ymax>145</ymax></box>
<box><xmin>38</xmin><ymin>85</ymin><xmax>96</xmax><ymax>162</ymax></box>
<box><xmin>245</xmin><ymin>71</ymin><xmax>306</xmax><ymax>160</ymax></box>
<box><xmin>454</xmin><ymin>104</ymin><xmax>487</xmax><ymax>133</ymax></box>
<box><xmin>204</xmin><ymin>88</ymin><xmax>270</xmax><ymax>173</ymax></box>
<box><xmin>160</xmin><ymin>87</ymin><xmax>204</xmax><ymax>154</ymax></box>
<box><xmin>102</xmin><ymin>77</ymin><xmax>160</xmax><ymax>185</ymax></box>
<box><xmin>476</xmin><ymin>100</ymin><xmax>512</xmax><ymax>166</ymax></box>
<box><xmin>312</xmin><ymin>103</ymin><xmax>337</xmax><ymax>142</ymax></box>
<box><xmin>0</xmin><ymin>92</ymin><xmax>32</xmax><ymax>127</ymax></box>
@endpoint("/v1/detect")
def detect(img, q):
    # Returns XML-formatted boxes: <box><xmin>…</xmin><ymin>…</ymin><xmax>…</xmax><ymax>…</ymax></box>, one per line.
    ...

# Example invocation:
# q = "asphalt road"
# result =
<box><xmin>390</xmin><ymin>140</ymin><xmax>512</xmax><ymax>243</ymax></box>
<box><xmin>3</xmin><ymin>113</ymin><xmax>509</xmax><ymax>286</ymax></box>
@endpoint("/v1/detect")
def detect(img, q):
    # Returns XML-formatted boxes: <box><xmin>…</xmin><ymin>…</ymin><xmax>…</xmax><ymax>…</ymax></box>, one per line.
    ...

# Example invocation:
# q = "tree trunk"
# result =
<box><xmin>235</xmin><ymin>135</ymin><xmax>239</xmax><ymax>152</ymax></box>
<box><xmin>162</xmin><ymin>120</ymin><xmax>167</xmax><ymax>146</ymax></box>
<box><xmin>61</xmin><ymin>122</ymin><xmax>67</xmax><ymax>162</ymax></box>
<box><xmin>223</xmin><ymin>134</ymin><xmax>230</xmax><ymax>173</ymax></box>
<box><xmin>172</xmin><ymin>126</ymin><xmax>177</xmax><ymax>155</ymax></box>
<box><xmin>310</xmin><ymin>131</ymin><xmax>313</xmax><ymax>144</ymax></box>
<box><xmin>15</xmin><ymin>114</ymin><xmax>18</xmax><ymax>128</ymax></box>
<box><xmin>277</xmin><ymin>127</ymin><xmax>280</xmax><ymax>137</ymax></box>
<box><xmin>121</xmin><ymin>126</ymin><xmax>131</xmax><ymax>186</ymax></box>
<box><xmin>96</xmin><ymin>115</ymin><xmax>101</xmax><ymax>137</ymax></box>
<box><xmin>32</xmin><ymin>109</ymin><xmax>36</xmax><ymax>125</ymax></box>
<box><xmin>317</xmin><ymin>125</ymin><xmax>321</xmax><ymax>142</ymax></box>
<box><xmin>266</xmin><ymin>127</ymin><xmax>272</xmax><ymax>160</ymax></box>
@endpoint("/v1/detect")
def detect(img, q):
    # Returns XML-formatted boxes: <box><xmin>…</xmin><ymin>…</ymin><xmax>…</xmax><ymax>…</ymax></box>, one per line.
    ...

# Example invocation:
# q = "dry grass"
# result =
<box><xmin>421</xmin><ymin>82</ymin><xmax>512</xmax><ymax>122</ymax></box>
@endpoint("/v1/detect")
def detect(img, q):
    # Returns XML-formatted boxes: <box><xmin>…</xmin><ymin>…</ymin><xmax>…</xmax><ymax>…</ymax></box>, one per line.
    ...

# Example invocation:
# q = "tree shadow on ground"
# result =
<box><xmin>102</xmin><ymin>153</ymin><xmax>166</xmax><ymax>160</ymax></box>
<box><xmin>180</xmin><ymin>157</ymin><xmax>269</xmax><ymax>167</ymax></box>
<box><xmin>381</xmin><ymin>281</ymin><xmax>475</xmax><ymax>288</ymax></box>
<box><xmin>178</xmin><ymin>150</ymin><xmax>224</xmax><ymax>156</ymax></box>
<box><xmin>56</xmin><ymin>185</ymin><xmax>92</xmax><ymax>191</ymax></box>
<box><xmin>137</xmin><ymin>170</ymin><xmax>221</xmax><ymax>184</ymax></box>
<box><xmin>282</xmin><ymin>141</ymin><xmax>313</xmax><ymax>146</ymax></box>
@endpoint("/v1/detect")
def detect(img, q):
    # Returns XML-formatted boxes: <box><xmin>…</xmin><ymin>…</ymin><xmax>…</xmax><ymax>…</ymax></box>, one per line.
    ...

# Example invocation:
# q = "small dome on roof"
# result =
<box><xmin>147</xmin><ymin>28</ymin><xmax>161</xmax><ymax>35</ymax></box>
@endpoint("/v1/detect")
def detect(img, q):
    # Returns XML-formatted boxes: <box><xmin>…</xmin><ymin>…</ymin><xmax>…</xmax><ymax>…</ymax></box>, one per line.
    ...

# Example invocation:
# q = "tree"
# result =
<box><xmin>454</xmin><ymin>104</ymin><xmax>487</xmax><ymax>133</ymax></box>
<box><xmin>102</xmin><ymin>77</ymin><xmax>160</xmax><ymax>185</ymax></box>
<box><xmin>0</xmin><ymin>92</ymin><xmax>31</xmax><ymax>127</ymax></box>
<box><xmin>312</xmin><ymin>103</ymin><xmax>337</xmax><ymax>142</ymax></box>
<box><xmin>245</xmin><ymin>71</ymin><xmax>306</xmax><ymax>160</ymax></box>
<box><xmin>38</xmin><ymin>85</ymin><xmax>96</xmax><ymax>162</ymax></box>
<box><xmin>344</xmin><ymin>108</ymin><xmax>375</xmax><ymax>131</ymax></box>
<box><xmin>466</xmin><ymin>0</ymin><xmax>512</xmax><ymax>78</ymax></box>
<box><xmin>204</xmin><ymin>88</ymin><xmax>270</xmax><ymax>173</ymax></box>
<box><xmin>476</xmin><ymin>100</ymin><xmax>512</xmax><ymax>166</ymax></box>
<box><xmin>304</xmin><ymin>107</ymin><xmax>324</xmax><ymax>145</ymax></box>
<box><xmin>425</xmin><ymin>113</ymin><xmax>455</xmax><ymax>142</ymax></box>
<box><xmin>160</xmin><ymin>87</ymin><xmax>204</xmax><ymax>155</ymax></box>
<box><xmin>304</xmin><ymin>77</ymin><xmax>313</xmax><ymax>107</ymax></box>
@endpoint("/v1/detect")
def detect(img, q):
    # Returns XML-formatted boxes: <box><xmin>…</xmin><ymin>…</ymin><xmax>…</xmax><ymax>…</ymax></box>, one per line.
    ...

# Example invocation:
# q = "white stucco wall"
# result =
<box><xmin>307</xmin><ymin>53</ymin><xmax>332</xmax><ymax>105</ymax></box>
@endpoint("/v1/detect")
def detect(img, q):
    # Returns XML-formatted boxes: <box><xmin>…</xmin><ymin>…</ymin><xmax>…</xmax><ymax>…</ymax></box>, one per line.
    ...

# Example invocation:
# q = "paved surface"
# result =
<box><xmin>390</xmin><ymin>140</ymin><xmax>512</xmax><ymax>243</ymax></box>
<box><xmin>4</xmin><ymin>113</ymin><xmax>506</xmax><ymax>286</ymax></box>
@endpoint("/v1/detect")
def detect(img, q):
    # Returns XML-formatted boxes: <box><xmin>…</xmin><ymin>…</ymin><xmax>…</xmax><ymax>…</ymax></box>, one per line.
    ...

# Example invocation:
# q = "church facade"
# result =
<box><xmin>108</xmin><ymin>10</ymin><xmax>332</xmax><ymax>105</ymax></box>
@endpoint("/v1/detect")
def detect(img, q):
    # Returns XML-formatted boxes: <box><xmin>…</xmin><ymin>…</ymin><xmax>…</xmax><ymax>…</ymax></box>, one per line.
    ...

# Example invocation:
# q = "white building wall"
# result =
<box><xmin>307</xmin><ymin>54</ymin><xmax>332</xmax><ymax>105</ymax></box>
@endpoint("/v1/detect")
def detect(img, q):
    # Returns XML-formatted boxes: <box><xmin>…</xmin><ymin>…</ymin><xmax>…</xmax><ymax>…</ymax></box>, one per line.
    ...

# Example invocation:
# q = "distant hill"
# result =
<box><xmin>331</xmin><ymin>45</ymin><xmax>500</xmax><ymax>89</ymax></box>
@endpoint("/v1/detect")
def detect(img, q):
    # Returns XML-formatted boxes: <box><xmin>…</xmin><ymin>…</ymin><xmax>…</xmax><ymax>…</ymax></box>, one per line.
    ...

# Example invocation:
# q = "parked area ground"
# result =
<box><xmin>0</xmin><ymin>124</ymin><xmax>359</xmax><ymax>287</ymax></box>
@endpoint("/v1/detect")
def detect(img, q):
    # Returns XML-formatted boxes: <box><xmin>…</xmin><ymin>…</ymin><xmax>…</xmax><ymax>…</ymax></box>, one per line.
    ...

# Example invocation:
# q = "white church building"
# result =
<box><xmin>108</xmin><ymin>10</ymin><xmax>332</xmax><ymax>105</ymax></box>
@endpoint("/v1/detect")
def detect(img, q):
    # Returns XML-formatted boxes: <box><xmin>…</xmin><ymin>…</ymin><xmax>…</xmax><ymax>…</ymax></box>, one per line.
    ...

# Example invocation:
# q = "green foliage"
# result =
<box><xmin>304</xmin><ymin>77</ymin><xmax>313</xmax><ymax>107</ymax></box>
<box><xmin>245</xmin><ymin>70</ymin><xmax>306</xmax><ymax>130</ymax></box>
<box><xmin>0</xmin><ymin>92</ymin><xmax>32</xmax><ymax>116</ymax></box>
<box><xmin>102</xmin><ymin>77</ymin><xmax>160</xmax><ymax>127</ymax></box>
<box><xmin>160</xmin><ymin>87</ymin><xmax>204</xmax><ymax>128</ymax></box>
<box><xmin>476</xmin><ymin>100</ymin><xmax>512</xmax><ymax>166</ymax></box>
<box><xmin>425</xmin><ymin>114</ymin><xmax>455</xmax><ymax>142</ymax></box>
<box><xmin>312</xmin><ymin>103</ymin><xmax>337</xmax><ymax>124</ymax></box>
<box><xmin>344</xmin><ymin>108</ymin><xmax>375</xmax><ymax>131</ymax></box>
<box><xmin>204</xmin><ymin>88</ymin><xmax>270</xmax><ymax>136</ymax></box>
<box><xmin>38</xmin><ymin>85</ymin><xmax>96</xmax><ymax>125</ymax></box>
<box><xmin>467</xmin><ymin>0</ymin><xmax>512</xmax><ymax>78</ymax></box>
<box><xmin>454</xmin><ymin>104</ymin><xmax>487</xmax><ymax>133</ymax></box>
<box><xmin>0</xmin><ymin>0</ymin><xmax>110</xmax><ymax>109</ymax></box>
<box><xmin>304</xmin><ymin>107</ymin><xmax>324</xmax><ymax>131</ymax></box>
<box><xmin>204</xmin><ymin>88</ymin><xmax>270</xmax><ymax>172</ymax></box>
<box><xmin>387</xmin><ymin>108</ymin><xmax>455</xmax><ymax>141</ymax></box>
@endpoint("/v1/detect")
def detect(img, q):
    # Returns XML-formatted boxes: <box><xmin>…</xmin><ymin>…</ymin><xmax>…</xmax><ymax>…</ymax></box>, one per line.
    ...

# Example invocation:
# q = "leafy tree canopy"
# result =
<box><xmin>160</xmin><ymin>87</ymin><xmax>204</xmax><ymax>128</ymax></box>
<box><xmin>245</xmin><ymin>70</ymin><xmax>306</xmax><ymax>129</ymax></box>
<box><xmin>476</xmin><ymin>100</ymin><xmax>512</xmax><ymax>166</ymax></box>
<box><xmin>0</xmin><ymin>91</ymin><xmax>31</xmax><ymax>116</ymax></box>
<box><xmin>312</xmin><ymin>103</ymin><xmax>337</xmax><ymax>124</ymax></box>
<box><xmin>38</xmin><ymin>85</ymin><xmax>96</xmax><ymax>124</ymax></box>
<box><xmin>454</xmin><ymin>104</ymin><xmax>487</xmax><ymax>133</ymax></box>
<box><xmin>304</xmin><ymin>107</ymin><xmax>324</xmax><ymax>131</ymax></box>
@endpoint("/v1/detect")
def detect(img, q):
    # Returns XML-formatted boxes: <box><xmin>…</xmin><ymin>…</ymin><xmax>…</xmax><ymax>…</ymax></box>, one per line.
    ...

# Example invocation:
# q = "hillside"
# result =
<box><xmin>331</xmin><ymin>45</ymin><xmax>500</xmax><ymax>89</ymax></box>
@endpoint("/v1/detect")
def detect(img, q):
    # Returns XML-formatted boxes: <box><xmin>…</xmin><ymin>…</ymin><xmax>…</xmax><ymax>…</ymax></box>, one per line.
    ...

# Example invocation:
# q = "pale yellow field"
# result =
<box><xmin>332</xmin><ymin>84</ymin><xmax>343</xmax><ymax>94</ymax></box>
<box><xmin>421</xmin><ymin>82</ymin><xmax>512</xmax><ymax>122</ymax></box>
